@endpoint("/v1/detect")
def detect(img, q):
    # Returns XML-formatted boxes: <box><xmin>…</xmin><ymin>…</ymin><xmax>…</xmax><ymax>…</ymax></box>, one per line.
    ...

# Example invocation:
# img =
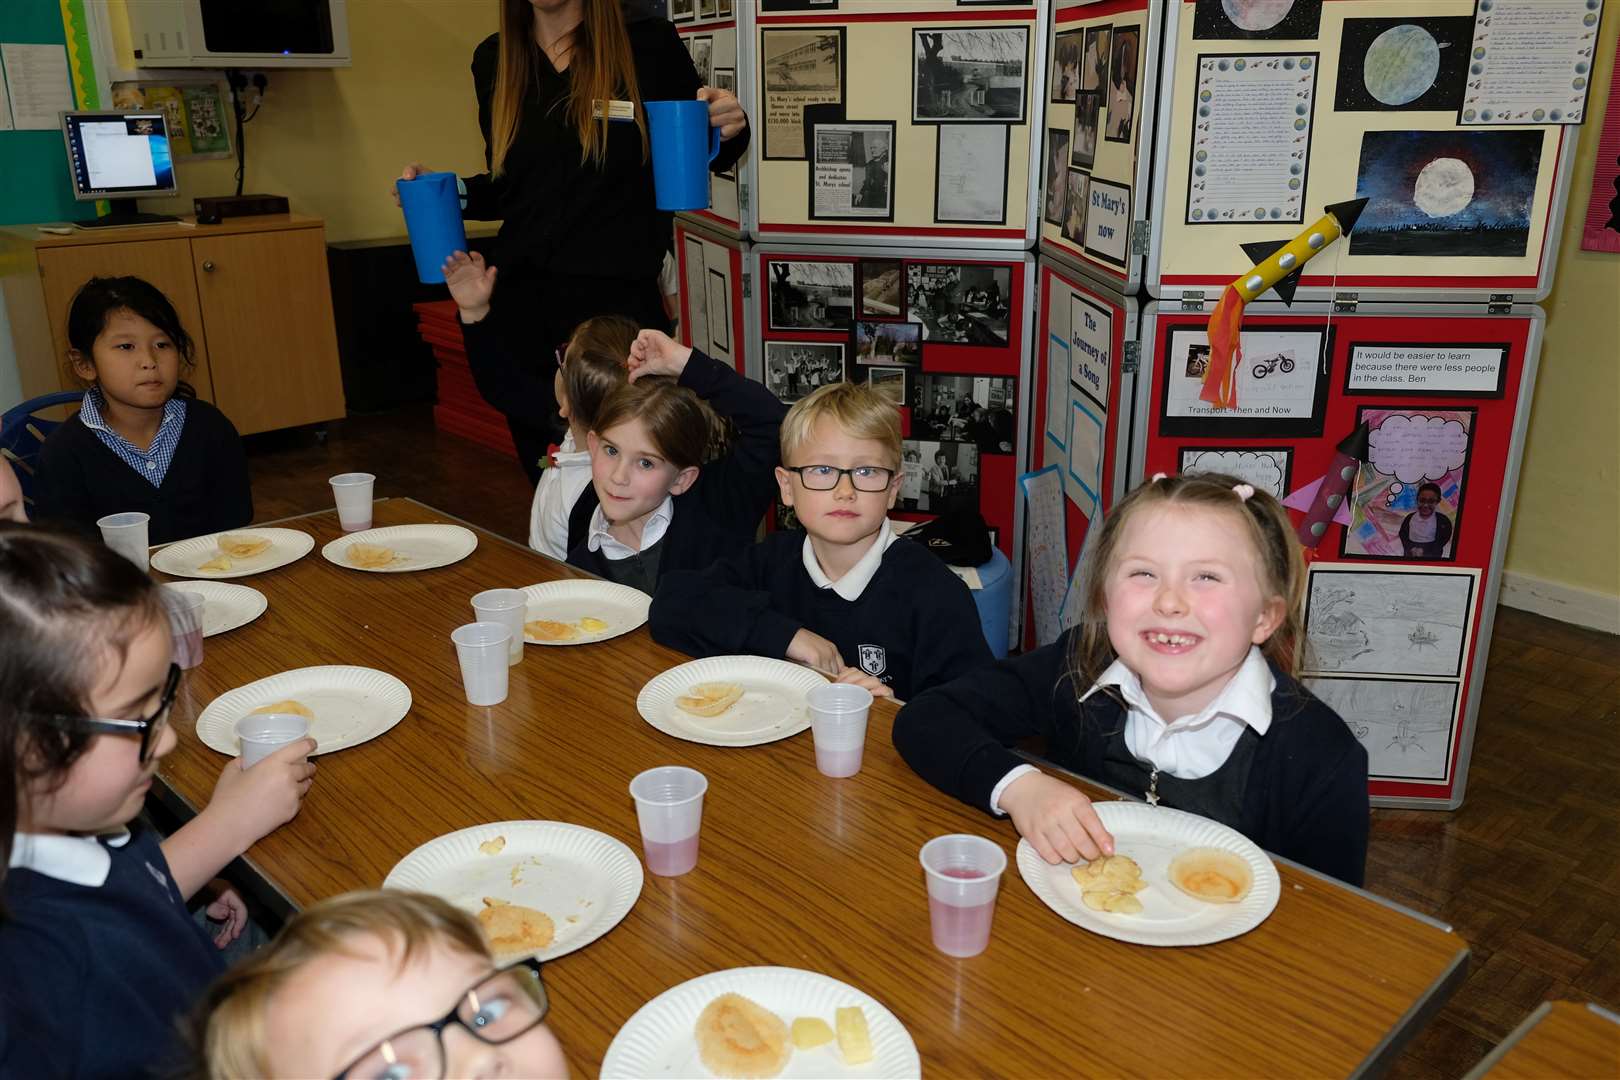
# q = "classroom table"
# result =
<box><xmin>153</xmin><ymin>498</ymin><xmax>1471</xmax><ymax>1078</ymax></box>
<box><xmin>1464</xmin><ymin>1001</ymin><xmax>1620</xmax><ymax>1079</ymax></box>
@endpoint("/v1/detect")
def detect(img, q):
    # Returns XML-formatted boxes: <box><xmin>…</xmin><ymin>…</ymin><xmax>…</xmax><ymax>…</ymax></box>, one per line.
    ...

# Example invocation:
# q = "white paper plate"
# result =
<box><xmin>151</xmin><ymin>527</ymin><xmax>314</xmax><ymax>580</ymax></box>
<box><xmin>636</xmin><ymin>657</ymin><xmax>828</xmax><ymax>747</ymax></box>
<box><xmin>1016</xmin><ymin>801</ymin><xmax>1280</xmax><ymax>947</ymax></box>
<box><xmin>161</xmin><ymin>581</ymin><xmax>267</xmax><ymax>637</ymax></box>
<box><xmin>195</xmin><ymin>665</ymin><xmax>412</xmax><ymax>757</ymax></box>
<box><xmin>320</xmin><ymin>524</ymin><xmax>479</xmax><ymax>573</ymax></box>
<box><xmin>521</xmin><ymin>580</ymin><xmax>651</xmax><ymax>646</ymax></box>
<box><xmin>383</xmin><ymin>821</ymin><xmax>642</xmax><ymax>964</ymax></box>
<box><xmin>602</xmin><ymin>967</ymin><xmax>920</xmax><ymax>1080</ymax></box>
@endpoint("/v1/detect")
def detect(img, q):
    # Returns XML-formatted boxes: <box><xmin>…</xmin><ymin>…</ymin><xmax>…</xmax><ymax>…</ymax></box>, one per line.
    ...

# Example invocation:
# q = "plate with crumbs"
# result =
<box><xmin>521</xmin><ymin>579</ymin><xmax>651</xmax><ymax>645</ymax></box>
<box><xmin>151</xmin><ymin>528</ymin><xmax>314</xmax><ymax>580</ymax></box>
<box><xmin>636</xmin><ymin>656</ymin><xmax>828</xmax><ymax>747</ymax></box>
<box><xmin>194</xmin><ymin>665</ymin><xmax>411</xmax><ymax>757</ymax></box>
<box><xmin>320</xmin><ymin>524</ymin><xmax>478</xmax><ymax>573</ymax></box>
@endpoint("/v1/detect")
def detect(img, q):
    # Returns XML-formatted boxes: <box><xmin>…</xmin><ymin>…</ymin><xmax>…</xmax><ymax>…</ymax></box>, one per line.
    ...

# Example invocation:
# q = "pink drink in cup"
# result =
<box><xmin>629</xmin><ymin>766</ymin><xmax>707</xmax><ymax>877</ymax></box>
<box><xmin>919</xmin><ymin>834</ymin><xmax>1007</xmax><ymax>957</ymax></box>
<box><xmin>807</xmin><ymin>683</ymin><xmax>872</xmax><ymax>778</ymax></box>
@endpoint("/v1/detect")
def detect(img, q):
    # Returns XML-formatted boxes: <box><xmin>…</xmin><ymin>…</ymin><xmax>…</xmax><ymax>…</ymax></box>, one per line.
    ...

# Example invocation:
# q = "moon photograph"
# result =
<box><xmin>1193</xmin><ymin>0</ymin><xmax>1322</xmax><ymax>40</ymax></box>
<box><xmin>1334</xmin><ymin>16</ymin><xmax>1471</xmax><ymax>113</ymax></box>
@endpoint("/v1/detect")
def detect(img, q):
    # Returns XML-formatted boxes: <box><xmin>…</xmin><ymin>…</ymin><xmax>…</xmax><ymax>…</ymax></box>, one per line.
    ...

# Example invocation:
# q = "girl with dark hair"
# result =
<box><xmin>0</xmin><ymin>525</ymin><xmax>316</xmax><ymax>1076</ymax></box>
<box><xmin>34</xmin><ymin>276</ymin><xmax>253</xmax><ymax>544</ymax></box>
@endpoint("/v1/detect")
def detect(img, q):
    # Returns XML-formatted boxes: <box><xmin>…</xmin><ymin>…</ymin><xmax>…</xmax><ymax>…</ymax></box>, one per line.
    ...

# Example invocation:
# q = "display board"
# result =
<box><xmin>1024</xmin><ymin>258</ymin><xmax>1137</xmax><ymax>648</ymax></box>
<box><xmin>1146</xmin><ymin>0</ymin><xmax>1581</xmax><ymax>303</ymax></box>
<box><xmin>747</xmin><ymin>1</ymin><xmax>1043</xmax><ymax>247</ymax></box>
<box><xmin>1036</xmin><ymin>0</ymin><xmax>1163</xmax><ymax>289</ymax></box>
<box><xmin>1128</xmin><ymin>300</ymin><xmax>1543</xmax><ymax>809</ymax></box>
<box><xmin>674</xmin><ymin>218</ymin><xmax>748</xmax><ymax>377</ymax></box>
<box><xmin>673</xmin><ymin>7</ymin><xmax>745</xmax><ymax>233</ymax></box>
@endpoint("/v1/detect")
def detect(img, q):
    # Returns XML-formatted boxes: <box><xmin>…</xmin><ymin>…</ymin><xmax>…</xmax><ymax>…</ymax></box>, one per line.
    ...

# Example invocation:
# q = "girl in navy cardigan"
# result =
<box><xmin>893</xmin><ymin>473</ymin><xmax>1369</xmax><ymax>885</ymax></box>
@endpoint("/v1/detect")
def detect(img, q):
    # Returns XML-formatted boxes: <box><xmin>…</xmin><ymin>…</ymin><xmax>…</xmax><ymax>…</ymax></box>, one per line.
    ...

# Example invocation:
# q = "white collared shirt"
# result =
<box><xmin>528</xmin><ymin>430</ymin><xmax>595</xmax><ymax>558</ymax></box>
<box><xmin>802</xmin><ymin>518</ymin><xmax>899</xmax><ymax>601</ymax></box>
<box><xmin>989</xmin><ymin>646</ymin><xmax>1275</xmax><ymax>814</ymax></box>
<box><xmin>7</xmin><ymin>828</ymin><xmax>132</xmax><ymax>887</ymax></box>
<box><xmin>587</xmin><ymin>495</ymin><xmax>674</xmax><ymax>560</ymax></box>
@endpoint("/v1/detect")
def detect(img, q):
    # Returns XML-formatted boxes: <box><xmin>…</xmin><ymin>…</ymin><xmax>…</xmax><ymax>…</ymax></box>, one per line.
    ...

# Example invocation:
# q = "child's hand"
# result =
<box><xmin>202</xmin><ymin>879</ymin><xmax>248</xmax><ymax>948</ymax></box>
<box><xmin>206</xmin><ymin>738</ymin><xmax>318</xmax><ymax>851</ymax></box>
<box><xmin>627</xmin><ymin>329</ymin><xmax>693</xmax><ymax>381</ymax></box>
<box><xmin>787</xmin><ymin>629</ymin><xmax>844</xmax><ymax>676</ymax></box>
<box><xmin>999</xmin><ymin>771</ymin><xmax>1115</xmax><ymax>864</ymax></box>
<box><xmin>834</xmin><ymin>668</ymin><xmax>894</xmax><ymax>700</ymax></box>
<box><xmin>442</xmin><ymin>250</ymin><xmax>497</xmax><ymax>323</ymax></box>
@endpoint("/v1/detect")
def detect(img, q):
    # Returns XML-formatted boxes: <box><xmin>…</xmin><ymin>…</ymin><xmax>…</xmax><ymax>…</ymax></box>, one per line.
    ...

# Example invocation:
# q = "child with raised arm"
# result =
<box><xmin>34</xmin><ymin>277</ymin><xmax>252</xmax><ymax>544</ymax></box>
<box><xmin>0</xmin><ymin>525</ymin><xmax>316</xmax><ymax>1076</ymax></box>
<box><xmin>650</xmin><ymin>382</ymin><xmax>992</xmax><ymax>700</ymax></box>
<box><xmin>190</xmin><ymin>890</ymin><xmax>568</xmax><ymax>1080</ymax></box>
<box><xmin>892</xmin><ymin>474</ymin><xmax>1370</xmax><ymax>885</ymax></box>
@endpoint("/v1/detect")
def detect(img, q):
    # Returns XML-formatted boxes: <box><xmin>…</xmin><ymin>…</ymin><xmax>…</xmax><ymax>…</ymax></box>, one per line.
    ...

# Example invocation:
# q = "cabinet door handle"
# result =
<box><xmin>201</xmin><ymin>260</ymin><xmax>216</xmax><ymax>272</ymax></box>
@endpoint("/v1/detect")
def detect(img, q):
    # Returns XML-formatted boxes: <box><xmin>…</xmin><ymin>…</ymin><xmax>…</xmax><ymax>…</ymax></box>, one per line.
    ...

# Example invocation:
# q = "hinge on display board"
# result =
<box><xmin>1129</xmin><ymin>221</ymin><xmax>1151</xmax><ymax>255</ymax></box>
<box><xmin>1122</xmin><ymin>342</ymin><xmax>1141</xmax><ymax>374</ymax></box>
<box><xmin>741</xmin><ymin>271</ymin><xmax>751</xmax><ymax>300</ymax></box>
<box><xmin>1488</xmin><ymin>293</ymin><xmax>1513</xmax><ymax>314</ymax></box>
<box><xmin>1333</xmin><ymin>291</ymin><xmax>1360</xmax><ymax>313</ymax></box>
<box><xmin>1179</xmin><ymin>290</ymin><xmax>1206</xmax><ymax>312</ymax></box>
<box><xmin>739</xmin><ymin>184</ymin><xmax>749</xmax><ymax>211</ymax></box>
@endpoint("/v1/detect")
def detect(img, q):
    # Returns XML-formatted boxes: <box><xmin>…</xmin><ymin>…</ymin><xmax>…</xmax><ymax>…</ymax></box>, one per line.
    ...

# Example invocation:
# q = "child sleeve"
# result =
<box><xmin>202</xmin><ymin>405</ymin><xmax>253</xmax><ymax>533</ymax></box>
<box><xmin>459</xmin><ymin>313</ymin><xmax>561</xmax><ymax>432</ymax></box>
<box><xmin>1276</xmin><ymin>725</ymin><xmax>1371</xmax><ymax>887</ymax></box>
<box><xmin>907</xmin><ymin>564</ymin><xmax>996</xmax><ymax>695</ymax></box>
<box><xmin>678</xmin><ymin>348</ymin><xmax>788</xmax><ymax>535</ymax></box>
<box><xmin>31</xmin><ymin>424</ymin><xmax>95</xmax><ymax>529</ymax></box>
<box><xmin>649</xmin><ymin>537</ymin><xmax>802</xmax><ymax>660</ymax></box>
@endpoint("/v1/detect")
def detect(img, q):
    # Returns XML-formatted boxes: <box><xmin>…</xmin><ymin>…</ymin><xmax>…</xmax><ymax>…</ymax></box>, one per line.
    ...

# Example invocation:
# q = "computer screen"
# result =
<box><xmin>61</xmin><ymin>111</ymin><xmax>178</xmax><ymax>202</ymax></box>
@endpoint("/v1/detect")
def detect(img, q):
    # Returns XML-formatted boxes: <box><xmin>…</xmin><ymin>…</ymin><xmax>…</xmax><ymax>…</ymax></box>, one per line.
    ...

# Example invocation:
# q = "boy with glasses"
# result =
<box><xmin>650</xmin><ymin>382</ymin><xmax>992</xmax><ymax>700</ymax></box>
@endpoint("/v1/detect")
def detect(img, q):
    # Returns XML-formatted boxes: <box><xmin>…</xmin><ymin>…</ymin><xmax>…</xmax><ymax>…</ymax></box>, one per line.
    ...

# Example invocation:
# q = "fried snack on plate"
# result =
<box><xmin>251</xmin><ymin>699</ymin><xmax>314</xmax><ymax>719</ymax></box>
<box><xmin>1168</xmin><ymin>847</ymin><xmax>1253</xmax><ymax>904</ymax></box>
<box><xmin>694</xmin><ymin>993</ymin><xmax>791</xmax><ymax>1079</ymax></box>
<box><xmin>525</xmin><ymin>619</ymin><xmax>579</xmax><ymax>643</ymax></box>
<box><xmin>577</xmin><ymin>616</ymin><xmax>610</xmax><ymax>633</ymax></box>
<box><xmin>217</xmin><ymin>533</ymin><xmax>272</xmax><ymax>559</ymax></box>
<box><xmin>791</xmin><ymin>1017</ymin><xmax>835</xmax><ymax>1050</ymax></box>
<box><xmin>197</xmin><ymin>553</ymin><xmax>232</xmax><ymax>573</ymax></box>
<box><xmin>836</xmin><ymin>1006</ymin><xmax>874</xmax><ymax>1065</ymax></box>
<box><xmin>345</xmin><ymin>543</ymin><xmax>398</xmax><ymax>569</ymax></box>
<box><xmin>1073</xmin><ymin>854</ymin><xmax>1148</xmax><ymax>915</ymax></box>
<box><xmin>476</xmin><ymin>897</ymin><xmax>555</xmax><ymax>954</ymax></box>
<box><xmin>675</xmin><ymin>682</ymin><xmax>744</xmax><ymax>718</ymax></box>
<box><xmin>478</xmin><ymin>836</ymin><xmax>507</xmax><ymax>856</ymax></box>
<box><xmin>1081</xmin><ymin>889</ymin><xmax>1145</xmax><ymax>914</ymax></box>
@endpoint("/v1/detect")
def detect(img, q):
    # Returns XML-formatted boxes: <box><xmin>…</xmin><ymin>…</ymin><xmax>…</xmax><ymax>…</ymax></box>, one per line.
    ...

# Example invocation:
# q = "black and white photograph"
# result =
<box><xmin>1044</xmin><ymin>128</ymin><xmax>1071</xmax><ymax>226</ymax></box>
<box><xmin>761</xmin><ymin>28</ymin><xmax>845</xmax><ymax>159</ymax></box>
<box><xmin>719</xmin><ymin>0</ymin><xmax>732</xmax><ymax>16</ymax></box>
<box><xmin>899</xmin><ymin>440</ymin><xmax>981</xmax><ymax>514</ymax></box>
<box><xmin>706</xmin><ymin>267</ymin><xmax>729</xmax><ymax>355</ymax></box>
<box><xmin>867</xmin><ymin>367</ymin><xmax>908</xmax><ymax>405</ymax></box>
<box><xmin>1070</xmin><ymin>91</ymin><xmax>1099</xmax><ymax>169</ymax></box>
<box><xmin>910</xmin><ymin>373</ymin><xmax>1015</xmax><ymax>452</ymax></box>
<box><xmin>1304</xmin><ymin>566</ymin><xmax>1478</xmax><ymax>680</ymax></box>
<box><xmin>768</xmin><ymin>259</ymin><xmax>854</xmax><ymax>332</ymax></box>
<box><xmin>700</xmin><ymin>0</ymin><xmax>718</xmax><ymax>19</ymax></box>
<box><xmin>913</xmin><ymin>27</ymin><xmax>1029</xmax><ymax>123</ymax></box>
<box><xmin>811</xmin><ymin>121</ymin><xmax>894</xmax><ymax>220</ymax></box>
<box><xmin>1105</xmin><ymin>26</ymin><xmax>1139</xmax><ymax>142</ymax></box>
<box><xmin>854</xmin><ymin>321</ymin><xmax>921</xmax><ymax>367</ymax></box>
<box><xmin>906</xmin><ymin>263</ymin><xmax>1012</xmax><ymax>347</ymax></box>
<box><xmin>689</xmin><ymin>36</ymin><xmax>713</xmax><ymax>87</ymax></box>
<box><xmin>858</xmin><ymin>259</ymin><xmax>903</xmax><ymax>319</ymax></box>
<box><xmin>712</xmin><ymin>68</ymin><xmax>737</xmax><ymax>179</ymax></box>
<box><xmin>1081</xmin><ymin>26</ymin><xmax>1111</xmax><ymax>92</ymax></box>
<box><xmin>935</xmin><ymin>124</ymin><xmax>1008</xmax><ymax>225</ymax></box>
<box><xmin>764</xmin><ymin>342</ymin><xmax>846</xmax><ymax>403</ymax></box>
<box><xmin>1062</xmin><ymin>170</ymin><xmax>1088</xmax><ymax>244</ymax></box>
<box><xmin>670</xmin><ymin>0</ymin><xmax>695</xmax><ymax>22</ymax></box>
<box><xmin>1052</xmin><ymin>29</ymin><xmax>1082</xmax><ymax>103</ymax></box>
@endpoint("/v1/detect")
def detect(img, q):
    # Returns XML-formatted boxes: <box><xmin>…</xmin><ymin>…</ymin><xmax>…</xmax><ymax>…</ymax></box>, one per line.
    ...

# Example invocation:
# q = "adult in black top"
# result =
<box><xmin>402</xmin><ymin>0</ymin><xmax>749</xmax><ymax>481</ymax></box>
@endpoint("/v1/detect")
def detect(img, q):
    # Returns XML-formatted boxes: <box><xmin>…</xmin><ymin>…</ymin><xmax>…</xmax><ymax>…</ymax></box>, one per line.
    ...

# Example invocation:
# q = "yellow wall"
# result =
<box><xmin>1503</xmin><ymin>2</ymin><xmax>1620</xmax><ymax>604</ymax></box>
<box><xmin>108</xmin><ymin>0</ymin><xmax>497</xmax><ymax>243</ymax></box>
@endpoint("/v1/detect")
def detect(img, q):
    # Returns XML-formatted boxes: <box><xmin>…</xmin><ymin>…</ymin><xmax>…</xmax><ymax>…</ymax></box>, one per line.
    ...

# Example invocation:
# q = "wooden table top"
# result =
<box><xmin>155</xmin><ymin>498</ymin><xmax>1470</xmax><ymax>1078</ymax></box>
<box><xmin>1465</xmin><ymin>1001</ymin><xmax>1620</xmax><ymax>1079</ymax></box>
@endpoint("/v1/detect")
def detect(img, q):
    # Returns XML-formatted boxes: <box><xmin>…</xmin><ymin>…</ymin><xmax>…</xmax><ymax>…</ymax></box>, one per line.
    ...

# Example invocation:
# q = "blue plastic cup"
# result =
<box><xmin>646</xmin><ymin>100</ymin><xmax>721</xmax><ymax>211</ymax></box>
<box><xmin>396</xmin><ymin>171</ymin><xmax>468</xmax><ymax>284</ymax></box>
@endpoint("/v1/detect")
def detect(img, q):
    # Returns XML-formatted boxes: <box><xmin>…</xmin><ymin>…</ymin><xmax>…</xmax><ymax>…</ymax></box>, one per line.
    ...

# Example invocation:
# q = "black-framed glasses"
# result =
<box><xmin>30</xmin><ymin>662</ymin><xmax>180</xmax><ymax>765</ymax></box>
<box><xmin>334</xmin><ymin>962</ymin><xmax>551</xmax><ymax>1080</ymax></box>
<box><xmin>784</xmin><ymin>464</ymin><xmax>896</xmax><ymax>492</ymax></box>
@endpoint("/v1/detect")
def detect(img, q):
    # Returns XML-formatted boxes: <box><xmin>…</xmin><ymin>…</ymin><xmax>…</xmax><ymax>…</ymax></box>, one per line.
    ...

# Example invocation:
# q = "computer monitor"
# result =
<box><xmin>61</xmin><ymin>110</ymin><xmax>180</xmax><ymax>228</ymax></box>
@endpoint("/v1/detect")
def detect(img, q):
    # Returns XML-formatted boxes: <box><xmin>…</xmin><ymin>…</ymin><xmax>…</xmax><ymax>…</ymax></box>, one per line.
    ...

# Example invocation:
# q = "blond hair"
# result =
<box><xmin>191</xmin><ymin>891</ymin><xmax>492</xmax><ymax>1080</ymax></box>
<box><xmin>779</xmin><ymin>382</ymin><xmax>902</xmax><ymax>467</ymax></box>
<box><xmin>1068</xmin><ymin>473</ymin><xmax>1307</xmax><ymax>692</ymax></box>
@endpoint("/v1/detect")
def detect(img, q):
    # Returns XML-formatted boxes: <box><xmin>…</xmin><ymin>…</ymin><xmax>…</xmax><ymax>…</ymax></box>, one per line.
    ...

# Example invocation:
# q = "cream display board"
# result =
<box><xmin>1038</xmin><ymin>0</ymin><xmax>1164</xmax><ymax>288</ymax></box>
<box><xmin>676</xmin><ymin>219</ymin><xmax>746</xmax><ymax>371</ymax></box>
<box><xmin>1147</xmin><ymin>0</ymin><xmax>1577</xmax><ymax>303</ymax></box>
<box><xmin>673</xmin><ymin>8</ymin><xmax>745</xmax><ymax>232</ymax></box>
<box><xmin>750</xmin><ymin>1</ymin><xmax>1042</xmax><ymax>246</ymax></box>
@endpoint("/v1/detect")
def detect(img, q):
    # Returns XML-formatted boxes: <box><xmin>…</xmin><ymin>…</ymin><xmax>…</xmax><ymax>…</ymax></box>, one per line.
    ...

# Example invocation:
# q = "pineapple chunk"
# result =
<box><xmin>835</xmin><ymin>1006</ymin><xmax>873</xmax><ymax>1065</ymax></box>
<box><xmin>791</xmin><ymin>1016</ymin><xmax>835</xmax><ymax>1050</ymax></box>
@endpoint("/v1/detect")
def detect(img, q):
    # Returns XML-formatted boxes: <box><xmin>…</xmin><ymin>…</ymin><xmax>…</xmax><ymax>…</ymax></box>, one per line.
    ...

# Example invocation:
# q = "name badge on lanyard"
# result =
<box><xmin>592</xmin><ymin>99</ymin><xmax>636</xmax><ymax>122</ymax></box>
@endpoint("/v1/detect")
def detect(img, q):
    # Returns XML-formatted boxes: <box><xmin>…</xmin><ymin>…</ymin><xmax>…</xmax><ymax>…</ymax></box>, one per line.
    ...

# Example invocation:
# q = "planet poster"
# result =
<box><xmin>1349</xmin><ymin>130</ymin><xmax>1542</xmax><ymax>257</ymax></box>
<box><xmin>1193</xmin><ymin>0</ymin><xmax>1322</xmax><ymax>41</ymax></box>
<box><xmin>1334</xmin><ymin>17</ymin><xmax>1472</xmax><ymax>112</ymax></box>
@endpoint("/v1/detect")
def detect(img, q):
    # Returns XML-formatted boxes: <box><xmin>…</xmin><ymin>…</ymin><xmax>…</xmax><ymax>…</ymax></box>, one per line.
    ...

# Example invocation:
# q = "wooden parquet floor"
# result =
<box><xmin>244</xmin><ymin>407</ymin><xmax>1620</xmax><ymax>1078</ymax></box>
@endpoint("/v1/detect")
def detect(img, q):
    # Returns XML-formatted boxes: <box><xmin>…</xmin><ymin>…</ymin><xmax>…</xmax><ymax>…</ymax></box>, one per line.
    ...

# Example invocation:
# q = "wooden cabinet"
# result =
<box><xmin>1</xmin><ymin>215</ymin><xmax>346</xmax><ymax>435</ymax></box>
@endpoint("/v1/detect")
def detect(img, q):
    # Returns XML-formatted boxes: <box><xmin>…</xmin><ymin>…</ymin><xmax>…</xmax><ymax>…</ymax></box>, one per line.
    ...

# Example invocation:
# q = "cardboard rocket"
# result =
<box><xmin>1285</xmin><ymin>421</ymin><xmax>1372</xmax><ymax>551</ymax></box>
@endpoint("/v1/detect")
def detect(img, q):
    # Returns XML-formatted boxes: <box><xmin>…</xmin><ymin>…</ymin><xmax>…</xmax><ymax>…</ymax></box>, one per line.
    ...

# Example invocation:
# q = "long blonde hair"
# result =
<box><xmin>489</xmin><ymin>0</ymin><xmax>649</xmax><ymax>172</ymax></box>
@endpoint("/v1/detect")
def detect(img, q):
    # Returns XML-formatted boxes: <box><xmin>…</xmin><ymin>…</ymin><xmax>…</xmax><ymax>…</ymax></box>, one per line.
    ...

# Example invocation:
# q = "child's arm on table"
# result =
<box><xmin>160</xmin><ymin>738</ymin><xmax>316</xmax><ymax>901</ymax></box>
<box><xmin>445</xmin><ymin>251</ymin><xmax>562</xmax><ymax>432</ymax></box>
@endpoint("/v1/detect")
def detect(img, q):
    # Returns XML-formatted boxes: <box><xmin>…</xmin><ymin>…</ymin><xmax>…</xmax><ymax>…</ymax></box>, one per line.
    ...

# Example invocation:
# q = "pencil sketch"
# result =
<box><xmin>1304</xmin><ymin>568</ymin><xmax>1475</xmax><ymax>678</ymax></box>
<box><xmin>1305</xmin><ymin>676</ymin><xmax>1458</xmax><ymax>782</ymax></box>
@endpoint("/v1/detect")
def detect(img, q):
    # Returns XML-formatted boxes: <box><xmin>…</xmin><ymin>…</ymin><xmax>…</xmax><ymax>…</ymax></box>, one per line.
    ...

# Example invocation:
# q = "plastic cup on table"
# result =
<box><xmin>807</xmin><ymin>683</ymin><xmax>873</xmax><ymax>777</ymax></box>
<box><xmin>919</xmin><ymin>834</ymin><xmax>1008</xmax><ymax>958</ymax></box>
<box><xmin>235</xmin><ymin>713</ymin><xmax>309</xmax><ymax>769</ymax></box>
<box><xmin>395</xmin><ymin>171</ymin><xmax>468</xmax><ymax>284</ymax></box>
<box><xmin>164</xmin><ymin>589</ymin><xmax>207</xmax><ymax>670</ymax></box>
<box><xmin>329</xmin><ymin>472</ymin><xmax>376</xmax><ymax>532</ymax></box>
<box><xmin>645</xmin><ymin>100</ymin><xmax>721</xmax><ymax>211</ymax></box>
<box><xmin>471</xmin><ymin>588</ymin><xmax>527</xmax><ymax>666</ymax></box>
<box><xmin>628</xmin><ymin>766</ymin><xmax>708</xmax><ymax>877</ymax></box>
<box><xmin>97</xmin><ymin>511</ymin><xmax>150</xmax><ymax>571</ymax></box>
<box><xmin>451</xmin><ymin>621</ymin><xmax>511</xmax><ymax>706</ymax></box>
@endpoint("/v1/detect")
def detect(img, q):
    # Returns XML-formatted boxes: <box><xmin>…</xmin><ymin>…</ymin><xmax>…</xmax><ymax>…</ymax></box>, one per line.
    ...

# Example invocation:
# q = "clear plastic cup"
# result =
<box><xmin>807</xmin><ymin>683</ymin><xmax>873</xmax><ymax>777</ymax></box>
<box><xmin>164</xmin><ymin>589</ymin><xmax>207</xmax><ymax>670</ymax></box>
<box><xmin>629</xmin><ymin>766</ymin><xmax>708</xmax><ymax>876</ymax></box>
<box><xmin>920</xmin><ymin>834</ymin><xmax>1008</xmax><ymax>958</ymax></box>
<box><xmin>329</xmin><ymin>472</ymin><xmax>376</xmax><ymax>532</ymax></box>
<box><xmin>97</xmin><ymin>511</ymin><xmax>150</xmax><ymax>570</ymax></box>
<box><xmin>471</xmin><ymin>588</ymin><xmax>527</xmax><ymax>665</ymax></box>
<box><xmin>451</xmin><ymin>621</ymin><xmax>511</xmax><ymax>706</ymax></box>
<box><xmin>235</xmin><ymin>713</ymin><xmax>309</xmax><ymax>769</ymax></box>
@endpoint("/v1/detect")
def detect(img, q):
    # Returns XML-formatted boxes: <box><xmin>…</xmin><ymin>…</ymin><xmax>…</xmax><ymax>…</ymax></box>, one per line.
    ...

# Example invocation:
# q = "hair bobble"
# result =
<box><xmin>1232</xmin><ymin>483</ymin><xmax>1255</xmax><ymax>502</ymax></box>
<box><xmin>1151</xmin><ymin>472</ymin><xmax>1168</xmax><ymax>483</ymax></box>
